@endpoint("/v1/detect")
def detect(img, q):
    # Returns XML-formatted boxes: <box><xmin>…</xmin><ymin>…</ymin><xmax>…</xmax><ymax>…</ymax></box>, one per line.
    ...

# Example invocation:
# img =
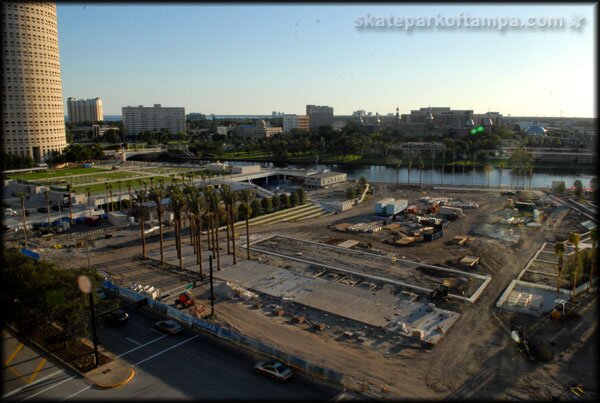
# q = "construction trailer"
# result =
<box><xmin>440</xmin><ymin>206</ymin><xmax>463</xmax><ymax>217</ymax></box>
<box><xmin>384</xmin><ymin>199</ymin><xmax>408</xmax><ymax>216</ymax></box>
<box><xmin>108</xmin><ymin>211</ymin><xmax>129</xmax><ymax>226</ymax></box>
<box><xmin>375</xmin><ymin>198</ymin><xmax>394</xmax><ymax>214</ymax></box>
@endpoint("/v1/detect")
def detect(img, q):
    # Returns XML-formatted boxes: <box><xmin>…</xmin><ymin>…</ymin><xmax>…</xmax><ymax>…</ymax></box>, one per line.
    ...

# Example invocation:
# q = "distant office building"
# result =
<box><xmin>352</xmin><ymin>110</ymin><xmax>367</xmax><ymax>117</ymax></box>
<box><xmin>401</xmin><ymin>107</ymin><xmax>502</xmax><ymax>129</ymax></box>
<box><xmin>306</xmin><ymin>105</ymin><xmax>334</xmax><ymax>130</ymax></box>
<box><xmin>187</xmin><ymin>113</ymin><xmax>207</xmax><ymax>121</ymax></box>
<box><xmin>2</xmin><ymin>2</ymin><xmax>67</xmax><ymax>162</ymax></box>
<box><xmin>332</xmin><ymin>121</ymin><xmax>347</xmax><ymax>131</ymax></box>
<box><xmin>282</xmin><ymin>114</ymin><xmax>310</xmax><ymax>133</ymax></box>
<box><xmin>67</xmin><ymin>97</ymin><xmax>104</xmax><ymax>123</ymax></box>
<box><xmin>237</xmin><ymin>119</ymin><xmax>282</xmax><ymax>138</ymax></box>
<box><xmin>122</xmin><ymin>104</ymin><xmax>185</xmax><ymax>136</ymax></box>
<box><xmin>216</xmin><ymin>126</ymin><xmax>237</xmax><ymax>136</ymax></box>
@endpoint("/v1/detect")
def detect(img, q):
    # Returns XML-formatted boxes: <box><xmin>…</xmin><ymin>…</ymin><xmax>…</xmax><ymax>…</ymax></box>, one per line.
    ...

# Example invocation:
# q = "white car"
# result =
<box><xmin>254</xmin><ymin>360</ymin><xmax>293</xmax><ymax>382</ymax></box>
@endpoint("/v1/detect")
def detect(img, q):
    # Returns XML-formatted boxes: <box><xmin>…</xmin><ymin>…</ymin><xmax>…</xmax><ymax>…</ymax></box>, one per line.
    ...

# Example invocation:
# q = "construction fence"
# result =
<box><xmin>103</xmin><ymin>281</ymin><xmax>345</xmax><ymax>386</ymax></box>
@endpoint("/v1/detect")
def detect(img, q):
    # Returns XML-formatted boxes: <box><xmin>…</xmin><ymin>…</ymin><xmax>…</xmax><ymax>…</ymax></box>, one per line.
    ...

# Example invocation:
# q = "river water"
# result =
<box><xmin>216</xmin><ymin>160</ymin><xmax>595</xmax><ymax>188</ymax></box>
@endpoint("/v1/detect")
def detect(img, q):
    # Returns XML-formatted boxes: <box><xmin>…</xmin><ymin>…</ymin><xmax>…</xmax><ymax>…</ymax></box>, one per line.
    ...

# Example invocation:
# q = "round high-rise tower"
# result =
<box><xmin>2</xmin><ymin>2</ymin><xmax>67</xmax><ymax>162</ymax></box>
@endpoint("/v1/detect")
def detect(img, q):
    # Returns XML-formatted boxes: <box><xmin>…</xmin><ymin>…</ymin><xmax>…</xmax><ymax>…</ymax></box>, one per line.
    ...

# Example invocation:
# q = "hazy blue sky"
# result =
<box><xmin>57</xmin><ymin>3</ymin><xmax>596</xmax><ymax>117</ymax></box>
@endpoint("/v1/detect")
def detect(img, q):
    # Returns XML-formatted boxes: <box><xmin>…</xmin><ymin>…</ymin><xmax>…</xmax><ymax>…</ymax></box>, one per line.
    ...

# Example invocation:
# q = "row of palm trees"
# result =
<box><xmin>132</xmin><ymin>177</ymin><xmax>256</xmax><ymax>278</ymax></box>
<box><xmin>392</xmin><ymin>154</ymin><xmax>534</xmax><ymax>189</ymax></box>
<box><xmin>554</xmin><ymin>228</ymin><xmax>597</xmax><ymax>302</ymax></box>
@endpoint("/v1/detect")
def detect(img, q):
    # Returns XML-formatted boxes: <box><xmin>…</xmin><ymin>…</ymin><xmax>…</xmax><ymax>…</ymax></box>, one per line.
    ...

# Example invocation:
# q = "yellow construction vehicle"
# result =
<box><xmin>550</xmin><ymin>299</ymin><xmax>577</xmax><ymax>321</ymax></box>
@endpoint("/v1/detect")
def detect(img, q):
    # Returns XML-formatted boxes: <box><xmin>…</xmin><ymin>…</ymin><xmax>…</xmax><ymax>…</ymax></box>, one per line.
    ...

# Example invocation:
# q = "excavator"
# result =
<box><xmin>429</xmin><ymin>280</ymin><xmax>449</xmax><ymax>301</ymax></box>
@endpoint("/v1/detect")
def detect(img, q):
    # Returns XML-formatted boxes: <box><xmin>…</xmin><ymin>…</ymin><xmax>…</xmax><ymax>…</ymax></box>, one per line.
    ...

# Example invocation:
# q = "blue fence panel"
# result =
<box><xmin>20</xmin><ymin>248</ymin><xmax>40</xmax><ymax>261</ymax></box>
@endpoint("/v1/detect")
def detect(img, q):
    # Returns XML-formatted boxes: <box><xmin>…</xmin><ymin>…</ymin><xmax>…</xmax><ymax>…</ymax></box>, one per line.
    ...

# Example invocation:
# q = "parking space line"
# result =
<box><xmin>134</xmin><ymin>334</ymin><xmax>200</xmax><ymax>367</ymax></box>
<box><xmin>125</xmin><ymin>337</ymin><xmax>141</xmax><ymax>346</ymax></box>
<box><xmin>4</xmin><ymin>342</ymin><xmax>25</xmax><ymax>366</ymax></box>
<box><xmin>2</xmin><ymin>369</ymin><xmax>67</xmax><ymax>399</ymax></box>
<box><xmin>26</xmin><ymin>358</ymin><xmax>47</xmax><ymax>384</ymax></box>
<box><xmin>117</xmin><ymin>334</ymin><xmax>168</xmax><ymax>358</ymax></box>
<box><xmin>62</xmin><ymin>384</ymin><xmax>92</xmax><ymax>401</ymax></box>
<box><xmin>6</xmin><ymin>365</ymin><xmax>24</xmax><ymax>380</ymax></box>
<box><xmin>22</xmin><ymin>375</ymin><xmax>76</xmax><ymax>401</ymax></box>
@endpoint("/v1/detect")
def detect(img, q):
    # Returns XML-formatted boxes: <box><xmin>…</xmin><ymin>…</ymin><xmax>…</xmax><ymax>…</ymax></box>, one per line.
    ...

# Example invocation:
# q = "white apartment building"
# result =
<box><xmin>122</xmin><ymin>104</ymin><xmax>185</xmax><ymax>136</ymax></box>
<box><xmin>282</xmin><ymin>114</ymin><xmax>310</xmax><ymax>133</ymax></box>
<box><xmin>67</xmin><ymin>97</ymin><xmax>104</xmax><ymax>123</ymax></box>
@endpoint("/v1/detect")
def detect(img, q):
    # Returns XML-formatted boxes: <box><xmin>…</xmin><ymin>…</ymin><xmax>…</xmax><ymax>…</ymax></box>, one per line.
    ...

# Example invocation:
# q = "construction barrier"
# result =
<box><xmin>104</xmin><ymin>281</ymin><xmax>345</xmax><ymax>386</ymax></box>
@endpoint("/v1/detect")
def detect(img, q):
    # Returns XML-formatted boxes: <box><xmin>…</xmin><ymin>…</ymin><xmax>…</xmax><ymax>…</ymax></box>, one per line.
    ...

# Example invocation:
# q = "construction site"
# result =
<box><xmin>7</xmin><ymin>167</ymin><xmax>597</xmax><ymax>400</ymax></box>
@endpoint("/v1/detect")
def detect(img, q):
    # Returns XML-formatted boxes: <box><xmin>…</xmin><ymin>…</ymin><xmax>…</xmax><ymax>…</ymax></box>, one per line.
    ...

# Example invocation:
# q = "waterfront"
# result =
<box><xmin>216</xmin><ymin>160</ymin><xmax>595</xmax><ymax>188</ymax></box>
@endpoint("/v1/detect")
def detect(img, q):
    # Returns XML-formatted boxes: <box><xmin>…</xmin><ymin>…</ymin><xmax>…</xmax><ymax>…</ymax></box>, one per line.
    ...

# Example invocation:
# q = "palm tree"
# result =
<box><xmin>441</xmin><ymin>150</ymin><xmax>445</xmax><ymax>185</ymax></box>
<box><xmin>430</xmin><ymin>150</ymin><xmax>435</xmax><ymax>185</ymax></box>
<box><xmin>484</xmin><ymin>164</ymin><xmax>492</xmax><ymax>188</ymax></box>
<box><xmin>66</xmin><ymin>184</ymin><xmax>74</xmax><ymax>224</ymax></box>
<box><xmin>169</xmin><ymin>186</ymin><xmax>186</xmax><ymax>270</ymax></box>
<box><xmin>117</xmin><ymin>181</ymin><xmax>123</xmax><ymax>211</ymax></box>
<box><xmin>220</xmin><ymin>184</ymin><xmax>236</xmax><ymax>256</ymax></box>
<box><xmin>149</xmin><ymin>184</ymin><xmax>167</xmax><ymax>265</ymax></box>
<box><xmin>85</xmin><ymin>187</ymin><xmax>92</xmax><ymax>218</ymax></box>
<box><xmin>568</xmin><ymin>232</ymin><xmax>581</xmax><ymax>302</ymax></box>
<box><xmin>554</xmin><ymin>241</ymin><xmax>565</xmax><ymax>294</ymax></box>
<box><xmin>187</xmin><ymin>187</ymin><xmax>206</xmax><ymax>277</ymax></box>
<box><xmin>126</xmin><ymin>180</ymin><xmax>133</xmax><ymax>217</ymax></box>
<box><xmin>418</xmin><ymin>159</ymin><xmax>424</xmax><ymax>188</ymax></box>
<box><xmin>462</xmin><ymin>155</ymin><xmax>467</xmax><ymax>186</ymax></box>
<box><xmin>44</xmin><ymin>189</ymin><xmax>52</xmax><ymax>231</ymax></box>
<box><xmin>588</xmin><ymin>227</ymin><xmax>597</xmax><ymax>292</ymax></box>
<box><xmin>104</xmin><ymin>183</ymin><xmax>111</xmax><ymax>212</ymax></box>
<box><xmin>239</xmin><ymin>188</ymin><xmax>255</xmax><ymax>259</ymax></box>
<box><xmin>497</xmin><ymin>161</ymin><xmax>506</xmax><ymax>189</ymax></box>
<box><xmin>526</xmin><ymin>163</ymin><xmax>533</xmax><ymax>189</ymax></box>
<box><xmin>207</xmin><ymin>190</ymin><xmax>222</xmax><ymax>270</ymax></box>
<box><xmin>407</xmin><ymin>158</ymin><xmax>413</xmax><ymax>186</ymax></box>
<box><xmin>133</xmin><ymin>188</ymin><xmax>147</xmax><ymax>259</ymax></box>
<box><xmin>16</xmin><ymin>192</ymin><xmax>28</xmax><ymax>248</ymax></box>
<box><xmin>451</xmin><ymin>150</ymin><xmax>456</xmax><ymax>185</ymax></box>
<box><xmin>394</xmin><ymin>159</ymin><xmax>402</xmax><ymax>185</ymax></box>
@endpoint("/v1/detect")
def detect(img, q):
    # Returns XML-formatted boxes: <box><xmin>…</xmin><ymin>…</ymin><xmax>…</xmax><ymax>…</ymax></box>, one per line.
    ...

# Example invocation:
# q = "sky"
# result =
<box><xmin>57</xmin><ymin>3</ymin><xmax>596</xmax><ymax>117</ymax></box>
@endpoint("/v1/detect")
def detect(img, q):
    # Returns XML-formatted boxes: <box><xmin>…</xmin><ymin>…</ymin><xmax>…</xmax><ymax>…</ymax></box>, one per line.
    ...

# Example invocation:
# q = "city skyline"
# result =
<box><xmin>57</xmin><ymin>3</ymin><xmax>596</xmax><ymax>117</ymax></box>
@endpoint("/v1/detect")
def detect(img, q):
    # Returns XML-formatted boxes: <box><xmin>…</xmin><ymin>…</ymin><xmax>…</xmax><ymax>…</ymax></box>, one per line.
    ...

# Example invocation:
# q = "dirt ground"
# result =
<box><xmin>14</xmin><ymin>184</ymin><xmax>596</xmax><ymax>399</ymax></box>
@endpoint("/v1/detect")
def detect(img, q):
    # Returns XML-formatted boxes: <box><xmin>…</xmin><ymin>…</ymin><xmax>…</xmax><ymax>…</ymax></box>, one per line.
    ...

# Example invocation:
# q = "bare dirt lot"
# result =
<box><xmin>11</xmin><ymin>184</ymin><xmax>595</xmax><ymax>399</ymax></box>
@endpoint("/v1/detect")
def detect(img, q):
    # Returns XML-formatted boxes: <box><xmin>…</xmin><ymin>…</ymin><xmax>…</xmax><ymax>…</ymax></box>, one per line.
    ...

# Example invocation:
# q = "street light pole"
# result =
<box><xmin>209</xmin><ymin>254</ymin><xmax>215</xmax><ymax>317</ymax></box>
<box><xmin>88</xmin><ymin>292</ymin><xmax>99</xmax><ymax>367</ymax></box>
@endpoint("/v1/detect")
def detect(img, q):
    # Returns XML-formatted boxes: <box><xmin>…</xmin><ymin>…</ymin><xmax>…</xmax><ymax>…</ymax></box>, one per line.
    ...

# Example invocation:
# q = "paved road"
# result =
<box><xmin>4</xmin><ymin>304</ymin><xmax>339</xmax><ymax>400</ymax></box>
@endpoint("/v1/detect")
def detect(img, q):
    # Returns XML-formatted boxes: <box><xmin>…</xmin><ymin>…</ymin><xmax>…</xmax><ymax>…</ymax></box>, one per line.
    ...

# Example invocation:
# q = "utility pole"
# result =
<box><xmin>88</xmin><ymin>292</ymin><xmax>99</xmax><ymax>367</ymax></box>
<box><xmin>209</xmin><ymin>254</ymin><xmax>215</xmax><ymax>317</ymax></box>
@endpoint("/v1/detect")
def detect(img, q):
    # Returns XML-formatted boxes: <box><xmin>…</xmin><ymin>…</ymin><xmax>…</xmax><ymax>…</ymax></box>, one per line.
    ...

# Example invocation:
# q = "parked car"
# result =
<box><xmin>154</xmin><ymin>319</ymin><xmax>183</xmax><ymax>334</ymax></box>
<box><xmin>105</xmin><ymin>309</ymin><xmax>129</xmax><ymax>327</ymax></box>
<box><xmin>254</xmin><ymin>360</ymin><xmax>293</xmax><ymax>382</ymax></box>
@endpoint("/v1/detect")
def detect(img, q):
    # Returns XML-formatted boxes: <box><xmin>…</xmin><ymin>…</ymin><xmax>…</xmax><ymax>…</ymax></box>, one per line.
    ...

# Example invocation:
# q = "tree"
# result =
<box><xmin>17</xmin><ymin>192</ymin><xmax>28</xmax><ymax>248</ymax></box>
<box><xmin>556</xmin><ymin>182</ymin><xmax>566</xmax><ymax>195</ymax></box>
<box><xmin>207</xmin><ymin>190</ymin><xmax>223</xmax><ymax>270</ymax></box>
<box><xmin>186</xmin><ymin>186</ymin><xmax>207</xmax><ymax>276</ymax></box>
<box><xmin>220</xmin><ymin>184</ymin><xmax>236</xmax><ymax>256</ymax></box>
<box><xmin>126</xmin><ymin>181</ymin><xmax>133</xmax><ymax>217</ymax></box>
<box><xmin>280</xmin><ymin>193</ymin><xmax>290</xmax><ymax>208</ymax></box>
<box><xmin>66</xmin><ymin>184</ymin><xmax>74</xmax><ymax>225</ymax></box>
<box><xmin>497</xmin><ymin>161</ymin><xmax>505</xmax><ymax>188</ymax></box>
<box><xmin>85</xmin><ymin>187</ymin><xmax>92</xmax><ymax>218</ymax></box>
<box><xmin>133</xmin><ymin>188</ymin><xmax>147</xmax><ymax>259</ymax></box>
<box><xmin>290</xmin><ymin>192</ymin><xmax>298</xmax><ymax>207</ymax></box>
<box><xmin>168</xmin><ymin>186</ymin><xmax>186</xmax><ymax>270</ymax></box>
<box><xmin>588</xmin><ymin>227</ymin><xmax>597</xmax><ymax>292</ymax></box>
<box><xmin>483</xmin><ymin>164</ymin><xmax>492</xmax><ymax>188</ymax></box>
<box><xmin>418</xmin><ymin>159</ymin><xmax>425</xmax><ymax>187</ymax></box>
<box><xmin>554</xmin><ymin>241</ymin><xmax>565</xmax><ymax>294</ymax></box>
<box><xmin>44</xmin><ymin>189</ymin><xmax>52</xmax><ymax>232</ymax></box>
<box><xmin>346</xmin><ymin>187</ymin><xmax>356</xmax><ymax>200</ymax></box>
<box><xmin>395</xmin><ymin>159</ymin><xmax>402</xmax><ymax>185</ymax></box>
<box><xmin>568</xmin><ymin>232</ymin><xmax>581</xmax><ymax>302</ymax></box>
<box><xmin>251</xmin><ymin>199</ymin><xmax>262</xmax><ymax>217</ymax></box>
<box><xmin>407</xmin><ymin>158</ymin><xmax>413</xmax><ymax>186</ymax></box>
<box><xmin>296</xmin><ymin>188</ymin><xmax>306</xmax><ymax>205</ymax></box>
<box><xmin>239</xmin><ymin>189</ymin><xmax>255</xmax><ymax>259</ymax></box>
<box><xmin>261</xmin><ymin>196</ymin><xmax>272</xmax><ymax>212</ymax></box>
<box><xmin>272</xmin><ymin>194</ymin><xmax>281</xmax><ymax>210</ymax></box>
<box><xmin>573</xmin><ymin>180</ymin><xmax>583</xmax><ymax>199</ymax></box>
<box><xmin>149</xmin><ymin>185</ymin><xmax>167</xmax><ymax>265</ymax></box>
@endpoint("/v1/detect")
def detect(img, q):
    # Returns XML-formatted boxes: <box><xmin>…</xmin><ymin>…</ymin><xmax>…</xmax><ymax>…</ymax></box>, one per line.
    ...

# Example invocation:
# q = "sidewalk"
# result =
<box><xmin>80</xmin><ymin>340</ymin><xmax>135</xmax><ymax>388</ymax></box>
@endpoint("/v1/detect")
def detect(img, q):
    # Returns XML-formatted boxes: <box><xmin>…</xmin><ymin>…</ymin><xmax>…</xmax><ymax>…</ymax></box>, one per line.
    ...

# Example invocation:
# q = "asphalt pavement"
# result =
<box><xmin>3</xmin><ymin>302</ymin><xmax>339</xmax><ymax>400</ymax></box>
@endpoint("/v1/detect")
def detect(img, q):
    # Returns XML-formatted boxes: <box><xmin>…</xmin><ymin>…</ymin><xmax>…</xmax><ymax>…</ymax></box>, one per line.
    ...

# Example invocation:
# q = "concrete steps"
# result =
<box><xmin>248</xmin><ymin>204</ymin><xmax>319</xmax><ymax>226</ymax></box>
<box><xmin>284</xmin><ymin>206</ymin><xmax>325</xmax><ymax>222</ymax></box>
<box><xmin>232</xmin><ymin>204</ymin><xmax>312</xmax><ymax>229</ymax></box>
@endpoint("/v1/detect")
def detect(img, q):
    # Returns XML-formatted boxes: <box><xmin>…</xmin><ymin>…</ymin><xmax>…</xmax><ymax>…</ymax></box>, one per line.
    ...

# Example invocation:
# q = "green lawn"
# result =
<box><xmin>8</xmin><ymin>167</ymin><xmax>106</xmax><ymax>181</ymax></box>
<box><xmin>73</xmin><ymin>176</ymin><xmax>163</xmax><ymax>194</ymax></box>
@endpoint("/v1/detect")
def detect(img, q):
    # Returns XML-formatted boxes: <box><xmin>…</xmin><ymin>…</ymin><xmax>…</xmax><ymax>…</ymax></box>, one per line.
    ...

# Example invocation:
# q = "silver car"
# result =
<box><xmin>154</xmin><ymin>319</ymin><xmax>183</xmax><ymax>335</ymax></box>
<box><xmin>254</xmin><ymin>360</ymin><xmax>293</xmax><ymax>382</ymax></box>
